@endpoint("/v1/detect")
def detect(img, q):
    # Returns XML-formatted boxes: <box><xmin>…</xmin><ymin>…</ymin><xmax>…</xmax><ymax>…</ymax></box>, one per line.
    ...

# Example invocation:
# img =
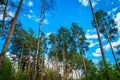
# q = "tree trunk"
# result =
<box><xmin>17</xmin><ymin>46</ymin><xmax>24</xmax><ymax>80</ymax></box>
<box><xmin>32</xmin><ymin>0</ymin><xmax>45</xmax><ymax>80</ymax></box>
<box><xmin>40</xmin><ymin>46</ymin><xmax>44</xmax><ymax>80</ymax></box>
<box><xmin>80</xmin><ymin>47</ymin><xmax>88</xmax><ymax>80</ymax></box>
<box><xmin>89</xmin><ymin>0</ymin><xmax>109</xmax><ymax>80</ymax></box>
<box><xmin>0</xmin><ymin>0</ymin><xmax>8</xmax><ymax>36</ymax></box>
<box><xmin>27</xmin><ymin>46</ymin><xmax>32</xmax><ymax>80</ymax></box>
<box><xmin>102</xmin><ymin>19</ymin><xmax>120</xmax><ymax>71</ymax></box>
<box><xmin>63</xmin><ymin>43</ymin><xmax>67</xmax><ymax>80</ymax></box>
<box><xmin>55</xmin><ymin>37</ymin><xmax>59</xmax><ymax>80</ymax></box>
<box><xmin>0</xmin><ymin>0</ymin><xmax>24</xmax><ymax>68</ymax></box>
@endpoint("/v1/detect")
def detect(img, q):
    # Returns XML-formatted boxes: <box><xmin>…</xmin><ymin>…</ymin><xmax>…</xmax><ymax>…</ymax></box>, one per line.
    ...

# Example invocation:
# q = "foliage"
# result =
<box><xmin>92</xmin><ymin>9</ymin><xmax>118</xmax><ymax>40</ymax></box>
<box><xmin>0</xmin><ymin>57</ymin><xmax>14</xmax><ymax>80</ymax></box>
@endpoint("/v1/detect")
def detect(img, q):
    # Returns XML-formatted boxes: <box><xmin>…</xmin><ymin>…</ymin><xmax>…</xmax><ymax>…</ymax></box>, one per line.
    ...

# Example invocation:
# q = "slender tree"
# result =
<box><xmin>71</xmin><ymin>23</ymin><xmax>89</xmax><ymax>80</ymax></box>
<box><xmin>49</xmin><ymin>34</ymin><xmax>59</xmax><ymax>80</ymax></box>
<box><xmin>0</xmin><ymin>0</ymin><xmax>24</xmax><ymax>68</ymax></box>
<box><xmin>93</xmin><ymin>10</ymin><xmax>120</xmax><ymax>71</ymax></box>
<box><xmin>89</xmin><ymin>0</ymin><xmax>109</xmax><ymax>80</ymax></box>
<box><xmin>32</xmin><ymin>0</ymin><xmax>45</xmax><ymax>79</ymax></box>
<box><xmin>57</xmin><ymin>27</ymin><xmax>71</xmax><ymax>80</ymax></box>
<box><xmin>24</xmin><ymin>28</ymin><xmax>36</xmax><ymax>80</ymax></box>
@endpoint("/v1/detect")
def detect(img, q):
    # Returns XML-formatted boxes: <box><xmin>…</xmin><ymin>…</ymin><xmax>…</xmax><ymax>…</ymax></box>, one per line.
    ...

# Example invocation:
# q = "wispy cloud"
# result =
<box><xmin>103</xmin><ymin>38</ymin><xmax>120</xmax><ymax>51</ymax></box>
<box><xmin>89</xmin><ymin>41</ymin><xmax>99</xmax><ymax>48</ymax></box>
<box><xmin>78</xmin><ymin>0</ymin><xmax>89</xmax><ymax>6</ymax></box>
<box><xmin>46</xmin><ymin>32</ymin><xmax>52</xmax><ymax>37</ymax></box>
<box><xmin>0</xmin><ymin>11</ymin><xmax>14</xmax><ymax>20</ymax></box>
<box><xmin>28</xmin><ymin>1</ymin><xmax>33</xmax><ymax>6</ymax></box>
<box><xmin>78</xmin><ymin>0</ymin><xmax>97</xmax><ymax>7</ymax></box>
<box><xmin>108</xmin><ymin>7</ymin><xmax>118</xmax><ymax>15</ymax></box>
<box><xmin>28</xmin><ymin>14</ymin><xmax>32</xmax><ymax>19</ymax></box>
<box><xmin>43</xmin><ymin>19</ymin><xmax>49</xmax><ymax>24</ymax></box>
<box><xmin>92</xmin><ymin>48</ymin><xmax>101</xmax><ymax>57</ymax></box>
<box><xmin>93</xmin><ymin>52</ymin><xmax>101</xmax><ymax>57</ymax></box>
<box><xmin>86</xmin><ymin>33</ymin><xmax>98</xmax><ymax>39</ymax></box>
<box><xmin>0</xmin><ymin>14</ymin><xmax>3</xmax><ymax>20</ymax></box>
<box><xmin>34</xmin><ymin>18</ymin><xmax>49</xmax><ymax>25</ymax></box>
<box><xmin>115</xmin><ymin>12</ymin><xmax>120</xmax><ymax>32</ymax></box>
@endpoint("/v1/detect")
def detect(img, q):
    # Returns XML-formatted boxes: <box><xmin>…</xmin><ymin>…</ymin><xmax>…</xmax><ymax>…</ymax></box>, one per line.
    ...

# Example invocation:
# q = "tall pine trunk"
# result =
<box><xmin>27</xmin><ymin>46</ymin><xmax>32</xmax><ymax>80</ymax></box>
<box><xmin>55</xmin><ymin>37</ymin><xmax>59</xmax><ymax>80</ymax></box>
<box><xmin>102</xmin><ymin>19</ymin><xmax>120</xmax><ymax>71</ymax></box>
<box><xmin>80</xmin><ymin>47</ymin><xmax>88</xmax><ymax>80</ymax></box>
<box><xmin>89</xmin><ymin>0</ymin><xmax>109</xmax><ymax>80</ymax></box>
<box><xmin>17</xmin><ymin>45</ymin><xmax>24</xmax><ymax>80</ymax></box>
<box><xmin>32</xmin><ymin>0</ymin><xmax>45</xmax><ymax>80</ymax></box>
<box><xmin>40</xmin><ymin>47</ymin><xmax>44</xmax><ymax>80</ymax></box>
<box><xmin>63</xmin><ymin>43</ymin><xmax>67</xmax><ymax>80</ymax></box>
<box><xmin>0</xmin><ymin>0</ymin><xmax>24</xmax><ymax>68</ymax></box>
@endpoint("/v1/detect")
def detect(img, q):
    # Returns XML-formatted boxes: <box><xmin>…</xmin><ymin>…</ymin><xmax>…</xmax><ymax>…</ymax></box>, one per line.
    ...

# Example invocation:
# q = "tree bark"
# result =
<box><xmin>32</xmin><ymin>0</ymin><xmax>45</xmax><ymax>80</ymax></box>
<box><xmin>89</xmin><ymin>0</ymin><xmax>109</xmax><ymax>80</ymax></box>
<box><xmin>63</xmin><ymin>43</ymin><xmax>67</xmax><ymax>80</ymax></box>
<box><xmin>80</xmin><ymin>47</ymin><xmax>88</xmax><ymax>80</ymax></box>
<box><xmin>0</xmin><ymin>0</ymin><xmax>24</xmax><ymax>68</ymax></box>
<box><xmin>27</xmin><ymin>46</ymin><xmax>32</xmax><ymax>80</ymax></box>
<box><xmin>17</xmin><ymin>46</ymin><xmax>24</xmax><ymax>80</ymax></box>
<box><xmin>55</xmin><ymin>37</ymin><xmax>59</xmax><ymax>80</ymax></box>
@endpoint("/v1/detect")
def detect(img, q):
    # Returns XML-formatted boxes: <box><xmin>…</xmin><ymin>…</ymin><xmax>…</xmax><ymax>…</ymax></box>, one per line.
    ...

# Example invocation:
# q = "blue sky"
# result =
<box><xmin>0</xmin><ymin>0</ymin><xmax>120</xmax><ymax>64</ymax></box>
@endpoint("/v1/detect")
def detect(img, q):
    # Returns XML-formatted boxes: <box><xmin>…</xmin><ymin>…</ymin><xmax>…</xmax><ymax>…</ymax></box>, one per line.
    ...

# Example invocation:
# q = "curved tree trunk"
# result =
<box><xmin>89</xmin><ymin>0</ymin><xmax>109</xmax><ymax>80</ymax></box>
<box><xmin>102</xmin><ymin>19</ymin><xmax>120</xmax><ymax>71</ymax></box>
<box><xmin>0</xmin><ymin>0</ymin><xmax>24</xmax><ymax>68</ymax></box>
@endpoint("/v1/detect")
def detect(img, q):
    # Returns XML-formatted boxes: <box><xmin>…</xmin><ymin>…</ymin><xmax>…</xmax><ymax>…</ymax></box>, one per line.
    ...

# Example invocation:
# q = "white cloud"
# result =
<box><xmin>92</xmin><ymin>53</ymin><xmax>101</xmax><ymax>57</ymax></box>
<box><xmin>108</xmin><ymin>7</ymin><xmax>118</xmax><ymax>15</ymax></box>
<box><xmin>104</xmin><ymin>38</ymin><xmax>120</xmax><ymax>51</ymax></box>
<box><xmin>112</xmin><ymin>7</ymin><xmax>118</xmax><ymax>12</ymax></box>
<box><xmin>46</xmin><ymin>32</ymin><xmax>52</xmax><ymax>37</ymax></box>
<box><xmin>86</xmin><ymin>29</ymin><xmax>98</xmax><ymax>39</ymax></box>
<box><xmin>89</xmin><ymin>41</ymin><xmax>99</xmax><ymax>48</ymax></box>
<box><xmin>25</xmin><ymin>14</ymin><xmax>35</xmax><ymax>19</ymax></box>
<box><xmin>92</xmin><ymin>1</ymin><xmax>96</xmax><ymax>7</ymax></box>
<box><xmin>86</xmin><ymin>33</ymin><xmax>98</xmax><ymax>39</ymax></box>
<box><xmin>78</xmin><ymin>0</ymin><xmax>96</xmax><ymax>7</ymax></box>
<box><xmin>93</xmin><ymin>52</ymin><xmax>101</xmax><ymax>57</ymax></box>
<box><xmin>0</xmin><ymin>14</ymin><xmax>3</xmax><ymax>20</ymax></box>
<box><xmin>28</xmin><ymin>1</ymin><xmax>33</xmax><ymax>6</ymax></box>
<box><xmin>43</xmin><ymin>19</ymin><xmax>49</xmax><ymax>24</ymax></box>
<box><xmin>28</xmin><ymin>14</ymin><xmax>32</xmax><ymax>19</ymax></box>
<box><xmin>115</xmin><ymin>12</ymin><xmax>120</xmax><ymax>31</ymax></box>
<box><xmin>92</xmin><ymin>59</ymin><xmax>99</xmax><ymax>64</ymax></box>
<box><xmin>34</xmin><ymin>18</ymin><xmax>49</xmax><ymax>25</ymax></box>
<box><xmin>78</xmin><ymin>0</ymin><xmax>89</xmax><ymax>6</ymax></box>
<box><xmin>86</xmin><ymin>29</ymin><xmax>104</xmax><ymax>40</ymax></box>
<box><xmin>0</xmin><ymin>11</ymin><xmax>14</xmax><ymax>20</ymax></box>
<box><xmin>7</xmin><ymin>11</ymin><xmax>15</xmax><ymax>17</ymax></box>
<box><xmin>92</xmin><ymin>48</ymin><xmax>101</xmax><ymax>57</ymax></box>
<box><xmin>87</xmin><ymin>29</ymin><xmax>96</xmax><ymax>33</ymax></box>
